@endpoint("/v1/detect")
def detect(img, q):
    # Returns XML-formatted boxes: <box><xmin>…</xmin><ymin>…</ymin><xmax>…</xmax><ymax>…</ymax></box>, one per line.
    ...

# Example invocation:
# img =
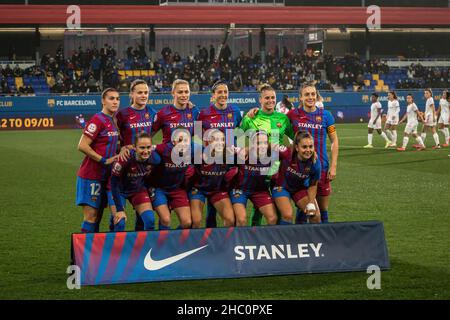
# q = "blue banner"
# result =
<box><xmin>71</xmin><ymin>221</ymin><xmax>390</xmax><ymax>286</ymax></box>
<box><xmin>1</xmin><ymin>91</ymin><xmax>441</xmax><ymax>130</ymax></box>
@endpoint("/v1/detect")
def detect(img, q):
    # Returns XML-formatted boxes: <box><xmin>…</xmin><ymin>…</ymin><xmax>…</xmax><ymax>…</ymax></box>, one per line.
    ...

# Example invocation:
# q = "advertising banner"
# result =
<box><xmin>71</xmin><ymin>221</ymin><xmax>390</xmax><ymax>286</ymax></box>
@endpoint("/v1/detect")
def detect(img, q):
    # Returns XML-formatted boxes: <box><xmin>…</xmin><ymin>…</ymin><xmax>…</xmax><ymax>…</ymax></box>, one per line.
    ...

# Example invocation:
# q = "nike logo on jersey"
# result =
<box><xmin>144</xmin><ymin>245</ymin><xmax>208</xmax><ymax>271</ymax></box>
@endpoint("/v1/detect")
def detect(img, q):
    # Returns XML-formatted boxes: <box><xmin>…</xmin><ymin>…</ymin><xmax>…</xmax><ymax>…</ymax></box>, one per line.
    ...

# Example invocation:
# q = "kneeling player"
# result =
<box><xmin>110</xmin><ymin>132</ymin><xmax>161</xmax><ymax>231</ymax></box>
<box><xmin>272</xmin><ymin>131</ymin><xmax>322</xmax><ymax>223</ymax></box>
<box><xmin>397</xmin><ymin>94</ymin><xmax>426</xmax><ymax>151</ymax></box>
<box><xmin>149</xmin><ymin>129</ymin><xmax>193</xmax><ymax>229</ymax></box>
<box><xmin>228</xmin><ymin>131</ymin><xmax>277</xmax><ymax>226</ymax></box>
<box><xmin>188</xmin><ymin>129</ymin><xmax>235</xmax><ymax>228</ymax></box>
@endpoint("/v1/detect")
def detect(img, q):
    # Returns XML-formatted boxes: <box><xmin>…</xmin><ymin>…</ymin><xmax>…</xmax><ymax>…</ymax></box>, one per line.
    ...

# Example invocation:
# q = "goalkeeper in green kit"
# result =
<box><xmin>240</xmin><ymin>84</ymin><xmax>295</xmax><ymax>226</ymax></box>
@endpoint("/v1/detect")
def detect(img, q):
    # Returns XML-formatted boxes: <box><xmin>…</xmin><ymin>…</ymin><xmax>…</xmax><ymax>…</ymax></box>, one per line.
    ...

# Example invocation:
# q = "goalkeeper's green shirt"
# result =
<box><xmin>239</xmin><ymin>109</ymin><xmax>294</xmax><ymax>144</ymax></box>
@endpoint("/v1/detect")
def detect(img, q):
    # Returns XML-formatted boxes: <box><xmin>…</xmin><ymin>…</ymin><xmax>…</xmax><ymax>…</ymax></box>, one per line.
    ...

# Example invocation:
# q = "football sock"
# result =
<box><xmin>135</xmin><ymin>211</ymin><xmax>144</xmax><ymax>231</ymax></box>
<box><xmin>250</xmin><ymin>207</ymin><xmax>263</xmax><ymax>226</ymax></box>
<box><xmin>81</xmin><ymin>221</ymin><xmax>96</xmax><ymax>233</ymax></box>
<box><xmin>440</xmin><ymin>128</ymin><xmax>449</xmax><ymax>144</ymax></box>
<box><xmin>206</xmin><ymin>203</ymin><xmax>217</xmax><ymax>228</ymax></box>
<box><xmin>402</xmin><ymin>137</ymin><xmax>409</xmax><ymax>148</ymax></box>
<box><xmin>386</xmin><ymin>130</ymin><xmax>393</xmax><ymax>140</ymax></box>
<box><xmin>295</xmin><ymin>208</ymin><xmax>307</xmax><ymax>224</ymax></box>
<box><xmin>158</xmin><ymin>222</ymin><xmax>171</xmax><ymax>230</ymax></box>
<box><xmin>94</xmin><ymin>222</ymin><xmax>100</xmax><ymax>232</ymax></box>
<box><xmin>321</xmin><ymin>211</ymin><xmax>329</xmax><ymax>223</ymax></box>
<box><xmin>114</xmin><ymin>219</ymin><xmax>126</xmax><ymax>232</ymax></box>
<box><xmin>416</xmin><ymin>136</ymin><xmax>425</xmax><ymax>147</ymax></box>
<box><xmin>109</xmin><ymin>214</ymin><xmax>114</xmax><ymax>232</ymax></box>
<box><xmin>432</xmin><ymin>133</ymin><xmax>440</xmax><ymax>146</ymax></box>
<box><xmin>380</xmin><ymin>131</ymin><xmax>390</xmax><ymax>142</ymax></box>
<box><xmin>392</xmin><ymin>130</ymin><xmax>397</xmax><ymax>145</ymax></box>
<box><xmin>141</xmin><ymin>210</ymin><xmax>155</xmax><ymax>231</ymax></box>
<box><xmin>421</xmin><ymin>132</ymin><xmax>426</xmax><ymax>143</ymax></box>
<box><xmin>368</xmin><ymin>133</ymin><xmax>373</xmax><ymax>145</ymax></box>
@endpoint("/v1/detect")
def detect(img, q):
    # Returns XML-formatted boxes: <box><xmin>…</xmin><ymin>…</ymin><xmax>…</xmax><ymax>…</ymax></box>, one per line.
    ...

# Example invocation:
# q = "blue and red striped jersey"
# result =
<box><xmin>110</xmin><ymin>149</ymin><xmax>161</xmax><ymax>197</ymax></box>
<box><xmin>287</xmin><ymin>107</ymin><xmax>335</xmax><ymax>172</ymax></box>
<box><xmin>152</xmin><ymin>104</ymin><xmax>200</xmax><ymax>144</ymax></box>
<box><xmin>77</xmin><ymin>112</ymin><xmax>119</xmax><ymax>181</ymax></box>
<box><xmin>198</xmin><ymin>104</ymin><xmax>242</xmax><ymax>145</ymax></box>
<box><xmin>273</xmin><ymin>148</ymin><xmax>322</xmax><ymax>192</ymax></box>
<box><xmin>116</xmin><ymin>105</ymin><xmax>156</xmax><ymax>147</ymax></box>
<box><xmin>151</xmin><ymin>142</ymin><xmax>192</xmax><ymax>190</ymax></box>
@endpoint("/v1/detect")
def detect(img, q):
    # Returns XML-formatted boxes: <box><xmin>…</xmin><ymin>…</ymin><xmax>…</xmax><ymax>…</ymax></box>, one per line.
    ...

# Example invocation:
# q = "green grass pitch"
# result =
<box><xmin>0</xmin><ymin>123</ymin><xmax>449</xmax><ymax>299</ymax></box>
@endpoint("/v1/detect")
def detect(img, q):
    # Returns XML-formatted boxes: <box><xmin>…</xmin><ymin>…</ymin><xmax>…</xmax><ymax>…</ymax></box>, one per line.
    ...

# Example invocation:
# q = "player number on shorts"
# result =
<box><xmin>90</xmin><ymin>183</ymin><xmax>101</xmax><ymax>196</ymax></box>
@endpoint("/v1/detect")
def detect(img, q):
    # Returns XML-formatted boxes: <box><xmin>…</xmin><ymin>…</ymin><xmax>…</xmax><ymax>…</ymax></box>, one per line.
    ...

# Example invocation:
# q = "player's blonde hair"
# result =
<box><xmin>258</xmin><ymin>83</ymin><xmax>275</xmax><ymax>97</ymax></box>
<box><xmin>298</xmin><ymin>81</ymin><xmax>316</xmax><ymax>97</ymax></box>
<box><xmin>172</xmin><ymin>79</ymin><xmax>190</xmax><ymax>92</ymax></box>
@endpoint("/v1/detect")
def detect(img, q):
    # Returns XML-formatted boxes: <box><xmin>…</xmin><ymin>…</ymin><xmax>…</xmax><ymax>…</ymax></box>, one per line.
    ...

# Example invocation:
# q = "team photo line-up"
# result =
<box><xmin>75</xmin><ymin>77</ymin><xmax>337</xmax><ymax>233</ymax></box>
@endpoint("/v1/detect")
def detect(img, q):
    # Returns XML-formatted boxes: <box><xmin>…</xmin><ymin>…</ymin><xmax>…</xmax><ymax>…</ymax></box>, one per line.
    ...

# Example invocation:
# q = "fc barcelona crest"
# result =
<box><xmin>227</xmin><ymin>113</ymin><xmax>233</xmax><ymax>119</ymax></box>
<box><xmin>145</xmin><ymin>113</ymin><xmax>150</xmax><ymax>119</ymax></box>
<box><xmin>315</xmin><ymin>116</ymin><xmax>322</xmax><ymax>123</ymax></box>
<box><xmin>187</xmin><ymin>113</ymin><xmax>192</xmax><ymax>119</ymax></box>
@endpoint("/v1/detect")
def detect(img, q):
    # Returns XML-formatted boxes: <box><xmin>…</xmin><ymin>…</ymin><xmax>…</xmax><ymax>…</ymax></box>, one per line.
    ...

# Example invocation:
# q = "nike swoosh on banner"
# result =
<box><xmin>144</xmin><ymin>245</ymin><xmax>208</xmax><ymax>271</ymax></box>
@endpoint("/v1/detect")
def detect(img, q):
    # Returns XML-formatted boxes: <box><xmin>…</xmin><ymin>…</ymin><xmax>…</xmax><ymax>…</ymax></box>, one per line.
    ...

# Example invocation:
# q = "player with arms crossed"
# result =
<box><xmin>364</xmin><ymin>93</ymin><xmax>391</xmax><ymax>148</ymax></box>
<box><xmin>419</xmin><ymin>89</ymin><xmax>441</xmax><ymax>149</ymax></box>
<box><xmin>110</xmin><ymin>132</ymin><xmax>161</xmax><ymax>231</ymax></box>
<box><xmin>437</xmin><ymin>90</ymin><xmax>449</xmax><ymax>147</ymax></box>
<box><xmin>384</xmin><ymin>91</ymin><xmax>400</xmax><ymax>147</ymax></box>
<box><xmin>396</xmin><ymin>94</ymin><xmax>426</xmax><ymax>151</ymax></box>
<box><xmin>287</xmin><ymin>82</ymin><xmax>339</xmax><ymax>224</ymax></box>
<box><xmin>272</xmin><ymin>131</ymin><xmax>322</xmax><ymax>224</ymax></box>
<box><xmin>76</xmin><ymin>88</ymin><xmax>120</xmax><ymax>233</ymax></box>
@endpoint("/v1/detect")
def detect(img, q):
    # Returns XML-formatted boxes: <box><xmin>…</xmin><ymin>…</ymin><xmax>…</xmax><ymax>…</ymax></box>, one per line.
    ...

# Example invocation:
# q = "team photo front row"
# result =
<box><xmin>75</xmin><ymin>79</ymin><xmax>339</xmax><ymax>233</ymax></box>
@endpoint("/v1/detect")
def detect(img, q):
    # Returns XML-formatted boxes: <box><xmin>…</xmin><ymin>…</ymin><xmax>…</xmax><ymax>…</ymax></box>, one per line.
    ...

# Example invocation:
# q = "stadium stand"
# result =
<box><xmin>1</xmin><ymin>44</ymin><xmax>449</xmax><ymax>96</ymax></box>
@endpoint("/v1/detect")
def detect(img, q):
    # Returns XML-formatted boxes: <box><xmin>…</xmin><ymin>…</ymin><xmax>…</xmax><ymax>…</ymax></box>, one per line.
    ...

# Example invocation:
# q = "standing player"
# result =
<box><xmin>150</xmin><ymin>129</ymin><xmax>193</xmax><ymax>230</ymax></box>
<box><xmin>272</xmin><ymin>131</ymin><xmax>322</xmax><ymax>224</ymax></box>
<box><xmin>228</xmin><ymin>131</ymin><xmax>278</xmax><ymax>227</ymax></box>
<box><xmin>437</xmin><ymin>90</ymin><xmax>449</xmax><ymax>147</ymax></box>
<box><xmin>364</xmin><ymin>93</ymin><xmax>391</xmax><ymax>148</ymax></box>
<box><xmin>116</xmin><ymin>79</ymin><xmax>156</xmax><ymax>231</ymax></box>
<box><xmin>197</xmin><ymin>80</ymin><xmax>243</xmax><ymax>227</ymax></box>
<box><xmin>287</xmin><ymin>82</ymin><xmax>339</xmax><ymax>224</ymax></box>
<box><xmin>396</xmin><ymin>94</ymin><xmax>426</xmax><ymax>151</ymax></box>
<box><xmin>76</xmin><ymin>88</ymin><xmax>120</xmax><ymax>233</ymax></box>
<box><xmin>384</xmin><ymin>91</ymin><xmax>400</xmax><ymax>147</ymax></box>
<box><xmin>152</xmin><ymin>79</ymin><xmax>199</xmax><ymax>143</ymax></box>
<box><xmin>188</xmin><ymin>129</ymin><xmax>235</xmax><ymax>228</ymax></box>
<box><xmin>420</xmin><ymin>89</ymin><xmax>441</xmax><ymax>149</ymax></box>
<box><xmin>240</xmin><ymin>84</ymin><xmax>295</xmax><ymax>226</ymax></box>
<box><xmin>110</xmin><ymin>132</ymin><xmax>161</xmax><ymax>231</ymax></box>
